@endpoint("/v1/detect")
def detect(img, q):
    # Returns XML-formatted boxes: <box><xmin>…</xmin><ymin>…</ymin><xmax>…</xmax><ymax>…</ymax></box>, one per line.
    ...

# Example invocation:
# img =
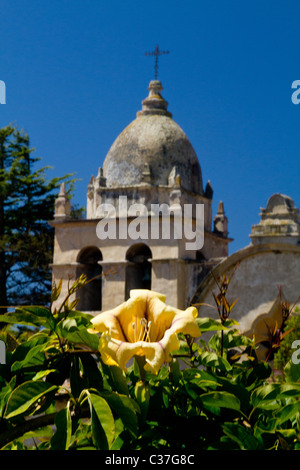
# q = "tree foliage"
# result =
<box><xmin>0</xmin><ymin>277</ymin><xmax>299</xmax><ymax>450</ymax></box>
<box><xmin>0</xmin><ymin>125</ymin><xmax>76</xmax><ymax>308</ymax></box>
<box><xmin>274</xmin><ymin>310</ymin><xmax>300</xmax><ymax>372</ymax></box>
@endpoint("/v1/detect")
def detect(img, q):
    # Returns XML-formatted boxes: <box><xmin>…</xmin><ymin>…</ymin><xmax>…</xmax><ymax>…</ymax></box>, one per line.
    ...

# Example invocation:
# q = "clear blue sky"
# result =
<box><xmin>1</xmin><ymin>0</ymin><xmax>299</xmax><ymax>254</ymax></box>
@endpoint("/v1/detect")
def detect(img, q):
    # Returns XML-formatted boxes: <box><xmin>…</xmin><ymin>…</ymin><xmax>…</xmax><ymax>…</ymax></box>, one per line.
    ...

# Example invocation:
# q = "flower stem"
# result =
<box><xmin>220</xmin><ymin>329</ymin><xmax>224</xmax><ymax>357</ymax></box>
<box><xmin>134</xmin><ymin>355</ymin><xmax>147</xmax><ymax>381</ymax></box>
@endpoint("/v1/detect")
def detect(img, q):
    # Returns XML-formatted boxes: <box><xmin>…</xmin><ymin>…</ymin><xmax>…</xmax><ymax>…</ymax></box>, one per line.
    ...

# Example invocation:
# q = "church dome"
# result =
<box><xmin>102</xmin><ymin>80</ymin><xmax>203</xmax><ymax>194</ymax></box>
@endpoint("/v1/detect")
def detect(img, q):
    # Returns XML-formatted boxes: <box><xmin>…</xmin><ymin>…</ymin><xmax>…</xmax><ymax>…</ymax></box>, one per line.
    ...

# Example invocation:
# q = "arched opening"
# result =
<box><xmin>76</xmin><ymin>246</ymin><xmax>103</xmax><ymax>311</ymax></box>
<box><xmin>125</xmin><ymin>243</ymin><xmax>152</xmax><ymax>300</ymax></box>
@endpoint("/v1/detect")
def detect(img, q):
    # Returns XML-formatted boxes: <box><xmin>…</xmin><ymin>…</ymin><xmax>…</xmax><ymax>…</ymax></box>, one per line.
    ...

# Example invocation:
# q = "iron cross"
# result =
<box><xmin>145</xmin><ymin>45</ymin><xmax>169</xmax><ymax>80</ymax></box>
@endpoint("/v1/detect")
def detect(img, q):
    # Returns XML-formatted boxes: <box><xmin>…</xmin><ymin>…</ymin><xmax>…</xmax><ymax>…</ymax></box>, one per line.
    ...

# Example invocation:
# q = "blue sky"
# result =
<box><xmin>1</xmin><ymin>0</ymin><xmax>299</xmax><ymax>254</ymax></box>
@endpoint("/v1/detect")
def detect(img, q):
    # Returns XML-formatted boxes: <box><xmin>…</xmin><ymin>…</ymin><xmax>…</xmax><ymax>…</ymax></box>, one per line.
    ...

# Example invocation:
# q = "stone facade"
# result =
<box><xmin>50</xmin><ymin>79</ymin><xmax>230</xmax><ymax>313</ymax></box>
<box><xmin>192</xmin><ymin>194</ymin><xmax>300</xmax><ymax>357</ymax></box>
<box><xmin>250</xmin><ymin>194</ymin><xmax>300</xmax><ymax>245</ymax></box>
<box><xmin>50</xmin><ymin>79</ymin><xmax>299</xmax><ymax>356</ymax></box>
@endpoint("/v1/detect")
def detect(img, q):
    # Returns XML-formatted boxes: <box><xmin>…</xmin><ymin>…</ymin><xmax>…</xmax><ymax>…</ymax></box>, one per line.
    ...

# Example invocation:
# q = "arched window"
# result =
<box><xmin>76</xmin><ymin>246</ymin><xmax>103</xmax><ymax>311</ymax></box>
<box><xmin>125</xmin><ymin>243</ymin><xmax>152</xmax><ymax>300</ymax></box>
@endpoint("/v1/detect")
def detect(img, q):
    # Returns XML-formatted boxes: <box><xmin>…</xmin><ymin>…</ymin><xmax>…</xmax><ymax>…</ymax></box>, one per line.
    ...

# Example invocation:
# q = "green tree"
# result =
<box><xmin>274</xmin><ymin>310</ymin><xmax>300</xmax><ymax>371</ymax></box>
<box><xmin>0</xmin><ymin>124</ymin><xmax>76</xmax><ymax>310</ymax></box>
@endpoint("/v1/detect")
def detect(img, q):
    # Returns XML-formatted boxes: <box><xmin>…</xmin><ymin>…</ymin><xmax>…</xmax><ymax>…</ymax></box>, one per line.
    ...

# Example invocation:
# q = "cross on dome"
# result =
<box><xmin>145</xmin><ymin>45</ymin><xmax>169</xmax><ymax>80</ymax></box>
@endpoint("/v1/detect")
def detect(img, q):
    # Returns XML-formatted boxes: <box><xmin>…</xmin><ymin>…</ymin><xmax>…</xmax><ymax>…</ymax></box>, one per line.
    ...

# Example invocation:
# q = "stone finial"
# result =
<box><xmin>213</xmin><ymin>201</ymin><xmax>228</xmax><ymax>237</ymax></box>
<box><xmin>137</xmin><ymin>80</ymin><xmax>172</xmax><ymax>118</ymax></box>
<box><xmin>87</xmin><ymin>175</ymin><xmax>95</xmax><ymax>195</ymax></box>
<box><xmin>250</xmin><ymin>193</ymin><xmax>300</xmax><ymax>245</ymax></box>
<box><xmin>95</xmin><ymin>167</ymin><xmax>106</xmax><ymax>188</ymax></box>
<box><xmin>217</xmin><ymin>201</ymin><xmax>225</xmax><ymax>213</ymax></box>
<box><xmin>168</xmin><ymin>166</ymin><xmax>181</xmax><ymax>187</ymax></box>
<box><xmin>54</xmin><ymin>183</ymin><xmax>71</xmax><ymax>220</ymax></box>
<box><xmin>86</xmin><ymin>176</ymin><xmax>95</xmax><ymax>219</ymax></box>
<box><xmin>141</xmin><ymin>162</ymin><xmax>152</xmax><ymax>185</ymax></box>
<box><xmin>205</xmin><ymin>180</ymin><xmax>213</xmax><ymax>199</ymax></box>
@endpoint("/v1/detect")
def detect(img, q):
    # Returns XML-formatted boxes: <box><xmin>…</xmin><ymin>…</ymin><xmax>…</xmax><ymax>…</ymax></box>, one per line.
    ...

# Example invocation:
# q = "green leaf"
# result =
<box><xmin>21</xmin><ymin>427</ymin><xmax>54</xmax><ymax>444</ymax></box>
<box><xmin>251</xmin><ymin>383</ymin><xmax>300</xmax><ymax>409</ymax></box>
<box><xmin>0</xmin><ymin>378</ymin><xmax>15</xmax><ymax>417</ymax></box>
<box><xmin>86</xmin><ymin>391</ymin><xmax>115</xmax><ymax>449</ymax></box>
<box><xmin>200</xmin><ymin>391</ymin><xmax>241</xmax><ymax>412</ymax></box>
<box><xmin>80</xmin><ymin>354</ymin><xmax>103</xmax><ymax>391</ymax></box>
<box><xmin>134</xmin><ymin>380</ymin><xmax>150</xmax><ymax>423</ymax></box>
<box><xmin>208</xmin><ymin>329</ymin><xmax>251</xmax><ymax>352</ymax></box>
<box><xmin>110</xmin><ymin>418</ymin><xmax>125</xmax><ymax>450</ymax></box>
<box><xmin>31</xmin><ymin>369</ymin><xmax>57</xmax><ymax>381</ymax></box>
<box><xmin>11</xmin><ymin>343</ymin><xmax>46</xmax><ymax>373</ymax></box>
<box><xmin>103</xmin><ymin>364</ymin><xmax>129</xmax><ymax>395</ymax></box>
<box><xmin>66</xmin><ymin>310</ymin><xmax>95</xmax><ymax>326</ymax></box>
<box><xmin>61</xmin><ymin>318</ymin><xmax>77</xmax><ymax>332</ymax></box>
<box><xmin>169</xmin><ymin>358</ymin><xmax>181</xmax><ymax>385</ymax></box>
<box><xmin>4</xmin><ymin>381</ymin><xmax>58</xmax><ymax>419</ymax></box>
<box><xmin>1</xmin><ymin>306</ymin><xmax>55</xmax><ymax>329</ymax></box>
<box><xmin>17</xmin><ymin>306</ymin><xmax>55</xmax><ymax>324</ymax></box>
<box><xmin>277</xmin><ymin>428</ymin><xmax>297</xmax><ymax>439</ymax></box>
<box><xmin>70</xmin><ymin>355</ymin><xmax>88</xmax><ymax>398</ymax></box>
<box><xmin>199</xmin><ymin>351</ymin><xmax>232</xmax><ymax>371</ymax></box>
<box><xmin>284</xmin><ymin>359</ymin><xmax>300</xmax><ymax>383</ymax></box>
<box><xmin>100</xmin><ymin>391</ymin><xmax>139</xmax><ymax>437</ymax></box>
<box><xmin>223</xmin><ymin>318</ymin><xmax>239</xmax><ymax>327</ymax></box>
<box><xmin>246</xmin><ymin>362</ymin><xmax>273</xmax><ymax>386</ymax></box>
<box><xmin>222</xmin><ymin>422</ymin><xmax>263</xmax><ymax>450</ymax></box>
<box><xmin>50</xmin><ymin>402</ymin><xmax>72</xmax><ymax>450</ymax></box>
<box><xmin>183</xmin><ymin>369</ymin><xmax>220</xmax><ymax>390</ymax></box>
<box><xmin>254</xmin><ymin>416</ymin><xmax>278</xmax><ymax>434</ymax></box>
<box><xmin>60</xmin><ymin>325</ymin><xmax>99</xmax><ymax>350</ymax></box>
<box><xmin>69</xmin><ymin>420</ymin><xmax>93</xmax><ymax>450</ymax></box>
<box><xmin>216</xmin><ymin>376</ymin><xmax>251</xmax><ymax>411</ymax></box>
<box><xmin>196</xmin><ymin>317</ymin><xmax>228</xmax><ymax>332</ymax></box>
<box><xmin>9</xmin><ymin>333</ymin><xmax>51</xmax><ymax>377</ymax></box>
<box><xmin>274</xmin><ymin>402</ymin><xmax>300</xmax><ymax>425</ymax></box>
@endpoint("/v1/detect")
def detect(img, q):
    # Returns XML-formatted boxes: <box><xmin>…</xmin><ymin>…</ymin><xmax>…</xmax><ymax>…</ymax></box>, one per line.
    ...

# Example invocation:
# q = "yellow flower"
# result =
<box><xmin>89</xmin><ymin>289</ymin><xmax>201</xmax><ymax>374</ymax></box>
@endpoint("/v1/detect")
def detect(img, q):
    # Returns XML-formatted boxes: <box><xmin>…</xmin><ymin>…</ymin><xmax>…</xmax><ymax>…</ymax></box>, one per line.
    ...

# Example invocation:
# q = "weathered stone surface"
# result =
<box><xmin>50</xmin><ymin>78</ymin><xmax>230</xmax><ymax>313</ymax></box>
<box><xmin>102</xmin><ymin>81</ymin><xmax>203</xmax><ymax>194</ymax></box>
<box><xmin>193</xmin><ymin>193</ymin><xmax>300</xmax><ymax>342</ymax></box>
<box><xmin>193</xmin><ymin>243</ymin><xmax>300</xmax><ymax>335</ymax></box>
<box><xmin>251</xmin><ymin>193</ymin><xmax>300</xmax><ymax>244</ymax></box>
<box><xmin>54</xmin><ymin>183</ymin><xmax>71</xmax><ymax>219</ymax></box>
<box><xmin>103</xmin><ymin>114</ymin><xmax>203</xmax><ymax>193</ymax></box>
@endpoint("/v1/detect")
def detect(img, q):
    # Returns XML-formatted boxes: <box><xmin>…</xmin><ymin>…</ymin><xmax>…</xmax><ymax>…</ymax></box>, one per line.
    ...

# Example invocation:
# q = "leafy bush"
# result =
<box><xmin>0</xmin><ymin>276</ymin><xmax>299</xmax><ymax>450</ymax></box>
<box><xmin>274</xmin><ymin>310</ymin><xmax>300</xmax><ymax>371</ymax></box>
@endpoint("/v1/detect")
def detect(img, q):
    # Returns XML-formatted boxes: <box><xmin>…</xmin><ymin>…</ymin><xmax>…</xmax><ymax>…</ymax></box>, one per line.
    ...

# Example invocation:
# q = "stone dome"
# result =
<box><xmin>102</xmin><ymin>80</ymin><xmax>203</xmax><ymax>194</ymax></box>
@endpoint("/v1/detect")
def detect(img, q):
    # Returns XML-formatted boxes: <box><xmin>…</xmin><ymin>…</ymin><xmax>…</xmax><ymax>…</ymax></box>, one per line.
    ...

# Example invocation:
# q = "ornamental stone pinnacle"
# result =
<box><xmin>54</xmin><ymin>183</ymin><xmax>71</xmax><ymax>220</ymax></box>
<box><xmin>213</xmin><ymin>201</ymin><xmax>228</xmax><ymax>237</ymax></box>
<box><xmin>137</xmin><ymin>80</ymin><xmax>172</xmax><ymax>118</ymax></box>
<box><xmin>250</xmin><ymin>194</ymin><xmax>300</xmax><ymax>245</ymax></box>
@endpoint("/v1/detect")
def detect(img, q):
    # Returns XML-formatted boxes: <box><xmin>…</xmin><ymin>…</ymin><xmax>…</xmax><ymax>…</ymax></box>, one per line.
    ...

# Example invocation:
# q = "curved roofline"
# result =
<box><xmin>102</xmin><ymin>113</ymin><xmax>203</xmax><ymax>193</ymax></box>
<box><xmin>191</xmin><ymin>242</ymin><xmax>300</xmax><ymax>305</ymax></box>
